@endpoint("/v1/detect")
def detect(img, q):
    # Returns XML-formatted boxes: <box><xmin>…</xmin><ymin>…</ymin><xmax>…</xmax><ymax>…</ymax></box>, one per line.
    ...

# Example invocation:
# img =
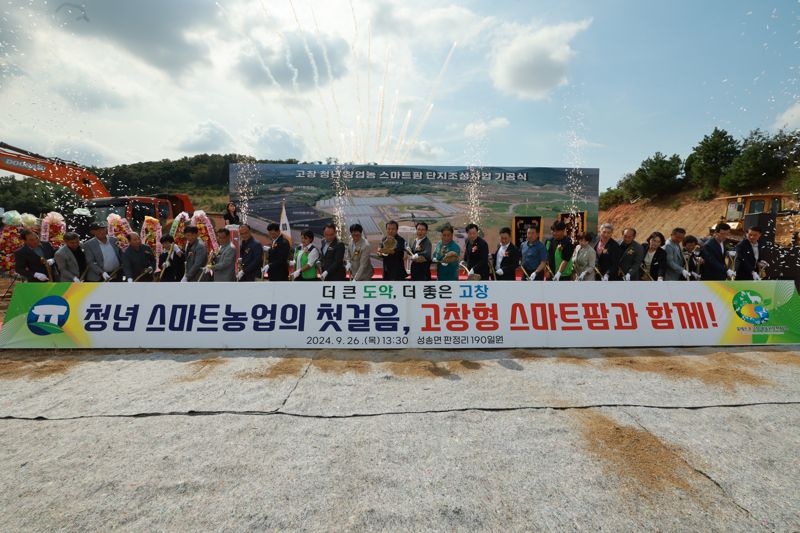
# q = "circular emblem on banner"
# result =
<box><xmin>26</xmin><ymin>296</ymin><xmax>70</xmax><ymax>336</ymax></box>
<box><xmin>732</xmin><ymin>290</ymin><xmax>769</xmax><ymax>325</ymax></box>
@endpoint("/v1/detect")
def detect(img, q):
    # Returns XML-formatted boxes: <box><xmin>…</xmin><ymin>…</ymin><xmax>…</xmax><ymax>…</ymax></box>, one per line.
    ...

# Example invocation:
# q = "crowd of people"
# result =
<box><xmin>13</xmin><ymin>214</ymin><xmax>770</xmax><ymax>283</ymax></box>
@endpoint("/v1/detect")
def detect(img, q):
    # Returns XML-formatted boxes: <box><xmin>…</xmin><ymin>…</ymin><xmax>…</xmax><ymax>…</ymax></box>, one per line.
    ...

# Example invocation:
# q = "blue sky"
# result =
<box><xmin>1</xmin><ymin>0</ymin><xmax>797</xmax><ymax>191</ymax></box>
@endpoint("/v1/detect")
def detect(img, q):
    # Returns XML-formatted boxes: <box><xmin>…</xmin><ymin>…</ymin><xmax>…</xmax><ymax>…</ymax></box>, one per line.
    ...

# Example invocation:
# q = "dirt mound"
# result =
<box><xmin>599</xmin><ymin>191</ymin><xmax>725</xmax><ymax>238</ymax></box>
<box><xmin>0</xmin><ymin>357</ymin><xmax>83</xmax><ymax>380</ymax></box>
<box><xmin>578</xmin><ymin>410</ymin><xmax>696</xmax><ymax>497</ymax></box>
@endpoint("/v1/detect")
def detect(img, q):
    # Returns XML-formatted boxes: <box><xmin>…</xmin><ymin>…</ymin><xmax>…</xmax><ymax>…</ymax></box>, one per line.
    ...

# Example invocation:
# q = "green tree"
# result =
<box><xmin>629</xmin><ymin>152</ymin><xmax>683</xmax><ymax>199</ymax></box>
<box><xmin>0</xmin><ymin>176</ymin><xmax>57</xmax><ymax>215</ymax></box>
<box><xmin>720</xmin><ymin>130</ymin><xmax>785</xmax><ymax>193</ymax></box>
<box><xmin>686</xmin><ymin>127</ymin><xmax>740</xmax><ymax>189</ymax></box>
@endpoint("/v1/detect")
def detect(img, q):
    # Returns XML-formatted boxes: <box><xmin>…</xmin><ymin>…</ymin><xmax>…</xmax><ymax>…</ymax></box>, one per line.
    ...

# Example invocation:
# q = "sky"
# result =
<box><xmin>1</xmin><ymin>0</ymin><xmax>798</xmax><ymax>191</ymax></box>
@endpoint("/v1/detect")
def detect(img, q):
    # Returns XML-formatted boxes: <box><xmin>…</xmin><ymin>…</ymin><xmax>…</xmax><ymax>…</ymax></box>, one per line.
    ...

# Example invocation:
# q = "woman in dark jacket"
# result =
<box><xmin>641</xmin><ymin>231</ymin><xmax>667</xmax><ymax>281</ymax></box>
<box><xmin>223</xmin><ymin>202</ymin><xmax>241</xmax><ymax>226</ymax></box>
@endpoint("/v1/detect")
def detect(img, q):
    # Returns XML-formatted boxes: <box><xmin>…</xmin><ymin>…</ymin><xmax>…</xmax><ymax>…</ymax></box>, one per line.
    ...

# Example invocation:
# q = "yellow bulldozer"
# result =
<box><xmin>712</xmin><ymin>193</ymin><xmax>800</xmax><ymax>279</ymax></box>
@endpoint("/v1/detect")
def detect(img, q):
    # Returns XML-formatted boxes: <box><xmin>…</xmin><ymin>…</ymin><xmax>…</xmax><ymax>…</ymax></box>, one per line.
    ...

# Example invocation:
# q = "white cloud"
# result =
<box><xmin>248</xmin><ymin>126</ymin><xmax>306</xmax><ymax>160</ymax></box>
<box><xmin>775</xmin><ymin>102</ymin><xmax>800</xmax><ymax>129</ymax></box>
<box><xmin>464</xmin><ymin>117</ymin><xmax>510</xmax><ymax>138</ymax></box>
<box><xmin>177</xmin><ymin>121</ymin><xmax>235</xmax><ymax>153</ymax></box>
<box><xmin>491</xmin><ymin>19</ymin><xmax>592</xmax><ymax>100</ymax></box>
<box><xmin>404</xmin><ymin>140</ymin><xmax>447</xmax><ymax>162</ymax></box>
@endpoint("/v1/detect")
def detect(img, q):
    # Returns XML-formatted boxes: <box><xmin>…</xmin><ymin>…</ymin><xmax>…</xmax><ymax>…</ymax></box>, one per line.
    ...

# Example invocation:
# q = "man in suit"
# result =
<box><xmin>346</xmin><ymin>223</ymin><xmax>373</xmax><ymax>281</ymax></box>
<box><xmin>181</xmin><ymin>226</ymin><xmax>208</xmax><ymax>282</ymax></box>
<box><xmin>595</xmin><ymin>223</ymin><xmax>622</xmax><ymax>281</ymax></box>
<box><xmin>617</xmin><ymin>228</ymin><xmax>643</xmax><ymax>281</ymax></box>
<box><xmin>700</xmin><ymin>223</ymin><xmax>734</xmax><ymax>281</ymax></box>
<box><xmin>663</xmin><ymin>227</ymin><xmax>691</xmax><ymax>281</ymax></box>
<box><xmin>319</xmin><ymin>223</ymin><xmax>346</xmax><ymax>281</ymax></box>
<box><xmin>122</xmin><ymin>232</ymin><xmax>156</xmax><ymax>282</ymax></box>
<box><xmin>55</xmin><ymin>231</ymin><xmax>86</xmax><ymax>282</ymax></box>
<box><xmin>237</xmin><ymin>224</ymin><xmax>263</xmax><ymax>282</ymax></box>
<box><xmin>14</xmin><ymin>228</ymin><xmax>57</xmax><ymax>282</ymax></box>
<box><xmin>83</xmin><ymin>222</ymin><xmax>122</xmax><ymax>281</ymax></box>
<box><xmin>735</xmin><ymin>226</ymin><xmax>765</xmax><ymax>280</ymax></box>
<box><xmin>263</xmin><ymin>222</ymin><xmax>290</xmax><ymax>281</ymax></box>
<box><xmin>380</xmin><ymin>220</ymin><xmax>408</xmax><ymax>281</ymax></box>
<box><xmin>494</xmin><ymin>226</ymin><xmax>520</xmax><ymax>280</ymax></box>
<box><xmin>205</xmin><ymin>228</ymin><xmax>236</xmax><ymax>281</ymax></box>
<box><xmin>464</xmin><ymin>223</ymin><xmax>490</xmax><ymax>280</ymax></box>
<box><xmin>409</xmin><ymin>221</ymin><xmax>433</xmax><ymax>281</ymax></box>
<box><xmin>545</xmin><ymin>221</ymin><xmax>574</xmax><ymax>281</ymax></box>
<box><xmin>158</xmin><ymin>234</ymin><xmax>185</xmax><ymax>282</ymax></box>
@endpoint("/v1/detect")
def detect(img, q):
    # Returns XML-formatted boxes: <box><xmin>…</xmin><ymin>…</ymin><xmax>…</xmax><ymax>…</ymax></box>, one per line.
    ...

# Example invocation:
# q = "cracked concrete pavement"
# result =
<box><xmin>1</xmin><ymin>346</ymin><xmax>799</xmax><ymax>531</ymax></box>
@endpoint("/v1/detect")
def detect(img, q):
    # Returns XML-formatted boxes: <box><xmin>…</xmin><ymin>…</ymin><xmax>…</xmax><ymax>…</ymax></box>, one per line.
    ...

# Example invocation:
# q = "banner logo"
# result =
<box><xmin>27</xmin><ymin>296</ymin><xmax>70</xmax><ymax>336</ymax></box>
<box><xmin>732</xmin><ymin>290</ymin><xmax>770</xmax><ymax>325</ymax></box>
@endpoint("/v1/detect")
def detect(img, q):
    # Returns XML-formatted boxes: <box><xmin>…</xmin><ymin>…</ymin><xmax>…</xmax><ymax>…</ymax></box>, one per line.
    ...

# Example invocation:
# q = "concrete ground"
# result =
<box><xmin>1</xmin><ymin>346</ymin><xmax>798</xmax><ymax>532</ymax></box>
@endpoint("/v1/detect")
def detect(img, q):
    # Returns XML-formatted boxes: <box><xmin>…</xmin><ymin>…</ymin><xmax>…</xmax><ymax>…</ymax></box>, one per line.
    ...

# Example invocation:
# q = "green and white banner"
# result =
<box><xmin>1</xmin><ymin>281</ymin><xmax>798</xmax><ymax>349</ymax></box>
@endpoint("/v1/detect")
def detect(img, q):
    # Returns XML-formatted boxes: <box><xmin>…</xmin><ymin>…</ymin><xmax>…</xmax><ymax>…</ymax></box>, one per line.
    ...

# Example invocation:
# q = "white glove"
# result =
<box><xmin>173</xmin><ymin>246</ymin><xmax>183</xmax><ymax>256</ymax></box>
<box><xmin>578</xmin><ymin>271</ymin><xmax>586</xmax><ymax>281</ymax></box>
<box><xmin>345</xmin><ymin>261</ymin><xmax>352</xmax><ymax>271</ymax></box>
<box><xmin>691</xmin><ymin>272</ymin><xmax>701</xmax><ymax>280</ymax></box>
<box><xmin>102</xmin><ymin>272</ymin><xmax>111</xmax><ymax>281</ymax></box>
<box><xmin>72</xmin><ymin>277</ymin><xmax>80</xmax><ymax>283</ymax></box>
<box><xmin>529</xmin><ymin>272</ymin><xmax>537</xmax><ymax>281</ymax></box>
<box><xmin>624</xmin><ymin>273</ymin><xmax>631</xmax><ymax>282</ymax></box>
<box><xmin>321</xmin><ymin>271</ymin><xmax>329</xmax><ymax>281</ymax></box>
<box><xmin>467</xmin><ymin>269</ymin><xmax>474</xmax><ymax>276</ymax></box>
<box><xmin>262</xmin><ymin>265</ymin><xmax>270</xmax><ymax>275</ymax></box>
<box><xmin>758</xmin><ymin>260</ymin><xmax>769</xmax><ymax>268</ymax></box>
<box><xmin>681</xmin><ymin>269</ymin><xmax>691</xmax><ymax>280</ymax></box>
<box><xmin>728</xmin><ymin>250</ymin><xmax>737</xmax><ymax>257</ymax></box>
<box><xmin>752</xmin><ymin>271</ymin><xmax>761</xmax><ymax>281</ymax></box>
<box><xmin>127</xmin><ymin>278</ymin><xmax>133</xmax><ymax>283</ymax></box>
<box><xmin>46</xmin><ymin>258</ymin><xmax>56</xmax><ymax>266</ymax></box>
<box><xmin>411</xmin><ymin>254</ymin><xmax>419</xmax><ymax>260</ymax></box>
<box><xmin>180</xmin><ymin>276</ymin><xmax>188</xmax><ymax>282</ymax></box>
<box><xmin>602</xmin><ymin>274</ymin><xmax>609</xmax><ymax>282</ymax></box>
<box><xmin>657</xmin><ymin>277</ymin><xmax>664</xmax><ymax>282</ymax></box>
<box><xmin>291</xmin><ymin>270</ymin><xmax>301</xmax><ymax>280</ymax></box>
<box><xmin>163</xmin><ymin>261</ymin><xmax>171</xmax><ymax>269</ymax></box>
<box><xmin>496</xmin><ymin>268</ymin><xmax>504</xmax><ymax>276</ymax></box>
<box><xmin>204</xmin><ymin>267</ymin><xmax>213</xmax><ymax>277</ymax></box>
<box><xmin>553</xmin><ymin>272</ymin><xmax>561</xmax><ymax>281</ymax></box>
<box><xmin>288</xmin><ymin>260</ymin><xmax>296</xmax><ymax>267</ymax></box>
<box><xmin>33</xmin><ymin>272</ymin><xmax>49</xmax><ymax>281</ymax></box>
<box><xmin>236</xmin><ymin>270</ymin><xmax>244</xmax><ymax>280</ymax></box>
<box><xmin>726</xmin><ymin>269</ymin><xmax>736</xmax><ymax>278</ymax></box>
<box><xmin>263</xmin><ymin>245</ymin><xmax>271</xmax><ymax>252</ymax></box>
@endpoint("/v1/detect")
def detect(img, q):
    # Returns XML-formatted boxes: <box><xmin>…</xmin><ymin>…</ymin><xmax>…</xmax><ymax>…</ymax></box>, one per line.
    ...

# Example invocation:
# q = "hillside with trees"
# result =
<box><xmin>600</xmin><ymin>128</ymin><xmax>800</xmax><ymax>211</ymax></box>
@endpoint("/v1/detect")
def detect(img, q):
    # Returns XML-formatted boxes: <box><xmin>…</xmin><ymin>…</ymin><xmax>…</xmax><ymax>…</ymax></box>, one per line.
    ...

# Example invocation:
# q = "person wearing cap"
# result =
<box><xmin>83</xmin><ymin>222</ymin><xmax>122</xmax><ymax>282</ymax></box>
<box><xmin>55</xmin><ymin>231</ymin><xmax>87</xmax><ymax>282</ymax></box>
<box><xmin>122</xmin><ymin>232</ymin><xmax>156</xmax><ymax>282</ymax></box>
<box><xmin>14</xmin><ymin>228</ymin><xmax>58</xmax><ymax>282</ymax></box>
<box><xmin>181</xmin><ymin>226</ymin><xmax>208</xmax><ymax>282</ymax></box>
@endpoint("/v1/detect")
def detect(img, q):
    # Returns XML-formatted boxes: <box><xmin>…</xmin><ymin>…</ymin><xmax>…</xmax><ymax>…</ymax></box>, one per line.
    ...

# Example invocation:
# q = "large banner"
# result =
<box><xmin>229</xmin><ymin>164</ymin><xmax>599</xmax><ymax>252</ymax></box>
<box><xmin>1</xmin><ymin>281</ymin><xmax>798</xmax><ymax>349</ymax></box>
